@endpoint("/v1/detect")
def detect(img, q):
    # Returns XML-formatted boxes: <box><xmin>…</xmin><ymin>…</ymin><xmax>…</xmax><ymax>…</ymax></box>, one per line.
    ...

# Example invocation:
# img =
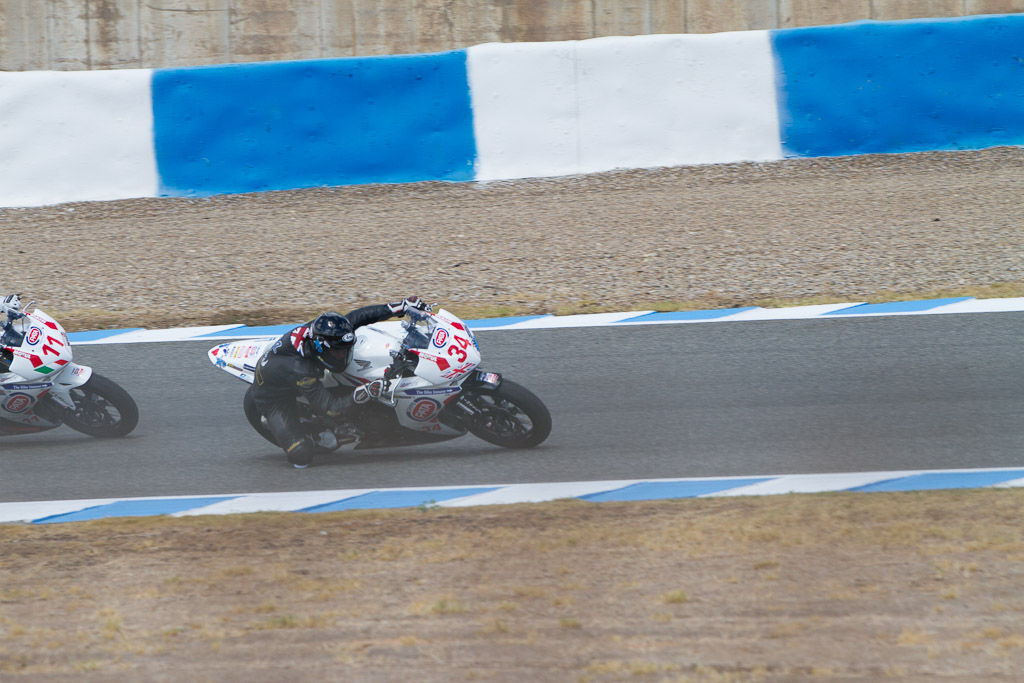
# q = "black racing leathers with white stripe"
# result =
<box><xmin>247</xmin><ymin>304</ymin><xmax>397</xmax><ymax>452</ymax></box>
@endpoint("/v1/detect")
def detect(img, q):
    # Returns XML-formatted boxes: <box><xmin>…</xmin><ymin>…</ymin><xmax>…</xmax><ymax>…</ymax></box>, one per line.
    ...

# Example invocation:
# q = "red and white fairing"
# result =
<box><xmin>335</xmin><ymin>309</ymin><xmax>480</xmax><ymax>434</ymax></box>
<box><xmin>0</xmin><ymin>308</ymin><xmax>93</xmax><ymax>426</ymax></box>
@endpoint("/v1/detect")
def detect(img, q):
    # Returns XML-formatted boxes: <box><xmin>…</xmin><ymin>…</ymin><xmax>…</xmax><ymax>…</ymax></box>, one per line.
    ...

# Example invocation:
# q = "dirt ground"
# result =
<box><xmin>3</xmin><ymin>490</ymin><xmax>1024</xmax><ymax>681</ymax></box>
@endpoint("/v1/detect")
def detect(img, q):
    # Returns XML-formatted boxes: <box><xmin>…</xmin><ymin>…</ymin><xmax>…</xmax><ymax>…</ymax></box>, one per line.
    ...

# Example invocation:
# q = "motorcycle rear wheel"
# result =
<box><xmin>465</xmin><ymin>379</ymin><xmax>551</xmax><ymax>449</ymax></box>
<box><xmin>243</xmin><ymin>389</ymin><xmax>280</xmax><ymax>446</ymax></box>
<box><xmin>58</xmin><ymin>373</ymin><xmax>139</xmax><ymax>438</ymax></box>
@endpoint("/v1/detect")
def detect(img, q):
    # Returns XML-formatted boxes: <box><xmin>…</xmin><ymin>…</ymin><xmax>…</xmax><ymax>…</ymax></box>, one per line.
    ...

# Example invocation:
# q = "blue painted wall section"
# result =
<box><xmin>772</xmin><ymin>14</ymin><xmax>1024</xmax><ymax>158</ymax></box>
<box><xmin>152</xmin><ymin>51</ymin><xmax>476</xmax><ymax>196</ymax></box>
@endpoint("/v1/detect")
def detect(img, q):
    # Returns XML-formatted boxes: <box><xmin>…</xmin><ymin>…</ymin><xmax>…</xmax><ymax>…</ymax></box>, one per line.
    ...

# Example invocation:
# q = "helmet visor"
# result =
<box><xmin>319</xmin><ymin>345</ymin><xmax>353</xmax><ymax>371</ymax></box>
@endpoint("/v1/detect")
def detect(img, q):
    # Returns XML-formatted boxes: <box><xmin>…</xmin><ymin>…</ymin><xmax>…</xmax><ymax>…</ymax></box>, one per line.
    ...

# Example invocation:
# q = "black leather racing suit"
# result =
<box><xmin>246</xmin><ymin>304</ymin><xmax>398</xmax><ymax>457</ymax></box>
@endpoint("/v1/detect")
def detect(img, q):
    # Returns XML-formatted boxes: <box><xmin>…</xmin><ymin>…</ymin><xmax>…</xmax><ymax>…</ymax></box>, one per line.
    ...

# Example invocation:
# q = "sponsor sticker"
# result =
<box><xmin>441</xmin><ymin>363</ymin><xmax>475</xmax><ymax>379</ymax></box>
<box><xmin>402</xmin><ymin>387</ymin><xmax>461</xmax><ymax>396</ymax></box>
<box><xmin>407</xmin><ymin>397</ymin><xmax>441</xmax><ymax>422</ymax></box>
<box><xmin>71</xmin><ymin>367</ymin><xmax>87</xmax><ymax>376</ymax></box>
<box><xmin>432</xmin><ymin>328</ymin><xmax>449</xmax><ymax>348</ymax></box>
<box><xmin>4</xmin><ymin>393</ymin><xmax>33</xmax><ymax>413</ymax></box>
<box><xmin>26</xmin><ymin>327</ymin><xmax>41</xmax><ymax>345</ymax></box>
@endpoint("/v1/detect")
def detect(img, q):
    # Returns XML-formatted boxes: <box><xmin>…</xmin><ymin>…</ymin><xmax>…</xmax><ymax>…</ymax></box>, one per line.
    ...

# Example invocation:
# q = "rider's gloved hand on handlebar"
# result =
<box><xmin>387</xmin><ymin>296</ymin><xmax>428</xmax><ymax>316</ymax></box>
<box><xmin>1</xmin><ymin>294</ymin><xmax>23</xmax><ymax>321</ymax></box>
<box><xmin>2</xmin><ymin>294</ymin><xmax>22</xmax><ymax>312</ymax></box>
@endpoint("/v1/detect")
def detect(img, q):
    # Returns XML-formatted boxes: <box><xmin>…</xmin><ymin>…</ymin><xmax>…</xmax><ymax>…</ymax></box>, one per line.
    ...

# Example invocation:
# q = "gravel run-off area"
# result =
<box><xmin>0</xmin><ymin>147</ymin><xmax>1021</xmax><ymax>330</ymax></box>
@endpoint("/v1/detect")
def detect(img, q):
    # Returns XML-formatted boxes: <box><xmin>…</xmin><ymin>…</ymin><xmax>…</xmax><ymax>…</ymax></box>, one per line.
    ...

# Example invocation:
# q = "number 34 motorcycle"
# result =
<box><xmin>0</xmin><ymin>298</ymin><xmax>139</xmax><ymax>438</ymax></box>
<box><xmin>209</xmin><ymin>304</ymin><xmax>552</xmax><ymax>454</ymax></box>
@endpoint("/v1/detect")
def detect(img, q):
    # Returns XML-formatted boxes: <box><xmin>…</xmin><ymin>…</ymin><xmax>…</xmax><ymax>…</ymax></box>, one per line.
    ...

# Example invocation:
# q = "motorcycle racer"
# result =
<box><xmin>1</xmin><ymin>294</ymin><xmax>26</xmax><ymax>369</ymax></box>
<box><xmin>246</xmin><ymin>296</ymin><xmax>428</xmax><ymax>468</ymax></box>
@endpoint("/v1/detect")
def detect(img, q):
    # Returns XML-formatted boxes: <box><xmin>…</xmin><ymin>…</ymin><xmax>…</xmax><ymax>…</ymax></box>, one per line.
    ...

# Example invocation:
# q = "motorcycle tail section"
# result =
<box><xmin>209</xmin><ymin>339</ymin><xmax>275</xmax><ymax>384</ymax></box>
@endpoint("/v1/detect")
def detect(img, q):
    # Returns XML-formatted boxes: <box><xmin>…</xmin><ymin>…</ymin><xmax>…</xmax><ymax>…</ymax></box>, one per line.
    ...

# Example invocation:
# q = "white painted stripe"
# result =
<box><xmin>0</xmin><ymin>498</ymin><xmax>119</xmax><ymax>524</ymax></box>
<box><xmin>469</xmin><ymin>31</ymin><xmax>782</xmax><ymax>182</ymax></box>
<box><xmin>5</xmin><ymin>468</ymin><xmax>1024</xmax><ymax>523</ymax></box>
<box><xmin>0</xmin><ymin>69</ymin><xmax>158</xmax><ymax>208</ymax></box>
<box><xmin>171</xmin><ymin>490</ymin><xmax>375</xmax><ymax>516</ymax></box>
<box><xmin>703</xmin><ymin>472</ymin><xmax>916</xmax><ymax>496</ymax></box>
<box><xmin>77</xmin><ymin>325</ymin><xmax>244</xmax><ymax>345</ymax></box>
<box><xmin>926</xmin><ymin>297</ymin><xmax>1024</xmax><ymax>314</ymax></box>
<box><xmin>439</xmin><ymin>480</ymin><xmax>642</xmax><ymax>506</ymax></box>
<box><xmin>722</xmin><ymin>303</ymin><xmax>867</xmax><ymax>320</ymax></box>
<box><xmin>498</xmin><ymin>311</ymin><xmax>655</xmax><ymax>329</ymax></box>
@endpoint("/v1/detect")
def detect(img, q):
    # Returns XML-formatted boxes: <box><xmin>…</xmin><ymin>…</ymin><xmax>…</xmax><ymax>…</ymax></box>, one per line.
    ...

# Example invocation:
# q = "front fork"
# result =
<box><xmin>45</xmin><ymin>363</ymin><xmax>93</xmax><ymax>410</ymax></box>
<box><xmin>447</xmin><ymin>369</ymin><xmax>504</xmax><ymax>422</ymax></box>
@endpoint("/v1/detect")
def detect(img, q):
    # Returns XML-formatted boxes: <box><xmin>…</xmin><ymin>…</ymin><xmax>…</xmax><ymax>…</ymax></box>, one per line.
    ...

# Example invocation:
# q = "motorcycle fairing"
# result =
<box><xmin>0</xmin><ymin>308</ymin><xmax>92</xmax><ymax>430</ymax></box>
<box><xmin>208</xmin><ymin>339</ymin><xmax>275</xmax><ymax>384</ymax></box>
<box><xmin>1</xmin><ymin>309</ymin><xmax>73</xmax><ymax>381</ymax></box>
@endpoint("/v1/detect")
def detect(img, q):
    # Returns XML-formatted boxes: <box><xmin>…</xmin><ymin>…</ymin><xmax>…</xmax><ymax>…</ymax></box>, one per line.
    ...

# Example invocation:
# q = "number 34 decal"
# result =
<box><xmin>447</xmin><ymin>335</ymin><xmax>471</xmax><ymax>363</ymax></box>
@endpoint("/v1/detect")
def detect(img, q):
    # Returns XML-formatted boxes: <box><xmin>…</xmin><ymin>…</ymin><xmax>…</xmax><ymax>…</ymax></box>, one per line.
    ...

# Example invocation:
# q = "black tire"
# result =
<box><xmin>465</xmin><ymin>379</ymin><xmax>551</xmax><ymax>449</ymax></box>
<box><xmin>243</xmin><ymin>388</ymin><xmax>280</xmax><ymax>446</ymax></box>
<box><xmin>59</xmin><ymin>373</ymin><xmax>138</xmax><ymax>438</ymax></box>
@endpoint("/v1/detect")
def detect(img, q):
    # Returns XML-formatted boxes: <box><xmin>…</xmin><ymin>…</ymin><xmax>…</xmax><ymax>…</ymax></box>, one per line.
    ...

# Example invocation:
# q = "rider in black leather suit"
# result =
<box><xmin>246</xmin><ymin>297</ymin><xmax>426</xmax><ymax>468</ymax></box>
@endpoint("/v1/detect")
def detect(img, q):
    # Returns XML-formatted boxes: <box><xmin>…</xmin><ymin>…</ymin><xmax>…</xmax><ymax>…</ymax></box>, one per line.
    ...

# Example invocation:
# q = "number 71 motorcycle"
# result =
<box><xmin>0</xmin><ymin>298</ymin><xmax>139</xmax><ymax>438</ymax></box>
<box><xmin>209</xmin><ymin>305</ymin><xmax>552</xmax><ymax>452</ymax></box>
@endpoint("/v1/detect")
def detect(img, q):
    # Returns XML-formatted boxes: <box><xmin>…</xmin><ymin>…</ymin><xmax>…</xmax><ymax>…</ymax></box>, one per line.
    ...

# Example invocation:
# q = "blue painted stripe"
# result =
<box><xmin>582</xmin><ymin>479</ymin><xmax>771</xmax><ymax>502</ymax></box>
<box><xmin>466</xmin><ymin>315</ymin><xmax>550</xmax><ymax>328</ymax></box>
<box><xmin>66</xmin><ymin>328</ymin><xmax>144</xmax><ymax>343</ymax></box>
<box><xmin>198</xmin><ymin>324</ymin><xmax>294</xmax><ymax>338</ymax></box>
<box><xmin>619</xmin><ymin>308</ymin><xmax>757</xmax><ymax>324</ymax></box>
<box><xmin>851</xmin><ymin>470</ymin><xmax>1024</xmax><ymax>492</ymax></box>
<box><xmin>772</xmin><ymin>15</ymin><xmax>1024</xmax><ymax>158</ymax></box>
<box><xmin>823</xmin><ymin>297</ymin><xmax>972</xmax><ymax>315</ymax></box>
<box><xmin>152</xmin><ymin>51</ymin><xmax>476</xmax><ymax>197</ymax></box>
<box><xmin>302</xmin><ymin>487</ymin><xmax>498</xmax><ymax>512</ymax></box>
<box><xmin>33</xmin><ymin>496</ymin><xmax>238</xmax><ymax>524</ymax></box>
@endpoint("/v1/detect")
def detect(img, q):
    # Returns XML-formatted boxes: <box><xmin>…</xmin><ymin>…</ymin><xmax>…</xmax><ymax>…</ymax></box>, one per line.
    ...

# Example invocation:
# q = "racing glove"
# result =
<box><xmin>353</xmin><ymin>378</ymin><xmax>387</xmax><ymax>405</ymax></box>
<box><xmin>386</xmin><ymin>296</ymin><xmax>427</xmax><ymax>315</ymax></box>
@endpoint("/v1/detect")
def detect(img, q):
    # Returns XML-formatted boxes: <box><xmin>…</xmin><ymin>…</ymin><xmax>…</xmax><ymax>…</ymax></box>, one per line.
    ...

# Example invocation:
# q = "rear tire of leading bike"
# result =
<box><xmin>243</xmin><ymin>388</ymin><xmax>280</xmax><ymax>446</ymax></box>
<box><xmin>465</xmin><ymin>379</ymin><xmax>551</xmax><ymax>449</ymax></box>
<box><xmin>58</xmin><ymin>373</ymin><xmax>139</xmax><ymax>438</ymax></box>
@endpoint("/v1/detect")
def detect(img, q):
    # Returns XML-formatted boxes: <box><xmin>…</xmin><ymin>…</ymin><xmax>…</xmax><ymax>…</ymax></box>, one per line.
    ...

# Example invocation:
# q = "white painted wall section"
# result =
<box><xmin>468</xmin><ymin>31</ymin><xmax>783</xmax><ymax>182</ymax></box>
<box><xmin>0</xmin><ymin>69</ymin><xmax>158</xmax><ymax>207</ymax></box>
<box><xmin>467</xmin><ymin>41</ymin><xmax>580</xmax><ymax>180</ymax></box>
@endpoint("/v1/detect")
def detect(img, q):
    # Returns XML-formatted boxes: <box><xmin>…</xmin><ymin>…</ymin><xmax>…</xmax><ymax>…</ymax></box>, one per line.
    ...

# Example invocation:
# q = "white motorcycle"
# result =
<box><xmin>0</xmin><ymin>297</ymin><xmax>139</xmax><ymax>438</ymax></box>
<box><xmin>209</xmin><ymin>305</ymin><xmax>551</xmax><ymax>452</ymax></box>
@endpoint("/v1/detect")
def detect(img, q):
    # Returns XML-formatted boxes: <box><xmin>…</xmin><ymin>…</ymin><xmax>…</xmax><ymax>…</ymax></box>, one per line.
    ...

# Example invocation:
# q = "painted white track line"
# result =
<box><xmin>3</xmin><ymin>468</ymin><xmax>1024</xmax><ymax>524</ymax></box>
<box><xmin>66</xmin><ymin>297</ymin><xmax>1024</xmax><ymax>345</ymax></box>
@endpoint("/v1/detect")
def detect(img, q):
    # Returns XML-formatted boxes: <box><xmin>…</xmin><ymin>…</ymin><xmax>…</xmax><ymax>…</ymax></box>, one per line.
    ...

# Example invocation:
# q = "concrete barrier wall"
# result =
<box><xmin>3</xmin><ymin>1</ymin><xmax>1024</xmax><ymax>71</ymax></box>
<box><xmin>1</xmin><ymin>14</ymin><xmax>1022</xmax><ymax>207</ymax></box>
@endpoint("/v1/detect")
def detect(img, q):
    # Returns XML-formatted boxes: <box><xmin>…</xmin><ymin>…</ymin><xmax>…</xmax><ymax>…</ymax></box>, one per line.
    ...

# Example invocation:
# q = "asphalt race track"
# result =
<box><xmin>2</xmin><ymin>313</ymin><xmax>1022</xmax><ymax>503</ymax></box>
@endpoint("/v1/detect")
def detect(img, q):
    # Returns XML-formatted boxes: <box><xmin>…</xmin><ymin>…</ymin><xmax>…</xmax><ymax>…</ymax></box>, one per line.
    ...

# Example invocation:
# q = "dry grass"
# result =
<box><xmin>3</xmin><ymin>489</ymin><xmax>1024</xmax><ymax>679</ymax></box>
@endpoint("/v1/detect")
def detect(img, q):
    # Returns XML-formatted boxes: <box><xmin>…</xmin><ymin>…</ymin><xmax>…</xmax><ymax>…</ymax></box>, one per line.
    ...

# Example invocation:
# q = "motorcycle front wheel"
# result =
<box><xmin>58</xmin><ymin>374</ymin><xmax>139</xmax><ymax>438</ymax></box>
<box><xmin>465</xmin><ymin>379</ymin><xmax>552</xmax><ymax>449</ymax></box>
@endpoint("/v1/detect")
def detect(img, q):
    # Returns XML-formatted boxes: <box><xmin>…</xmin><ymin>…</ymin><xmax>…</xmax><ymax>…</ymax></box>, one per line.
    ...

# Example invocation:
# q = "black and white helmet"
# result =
<box><xmin>309</xmin><ymin>312</ymin><xmax>356</xmax><ymax>372</ymax></box>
